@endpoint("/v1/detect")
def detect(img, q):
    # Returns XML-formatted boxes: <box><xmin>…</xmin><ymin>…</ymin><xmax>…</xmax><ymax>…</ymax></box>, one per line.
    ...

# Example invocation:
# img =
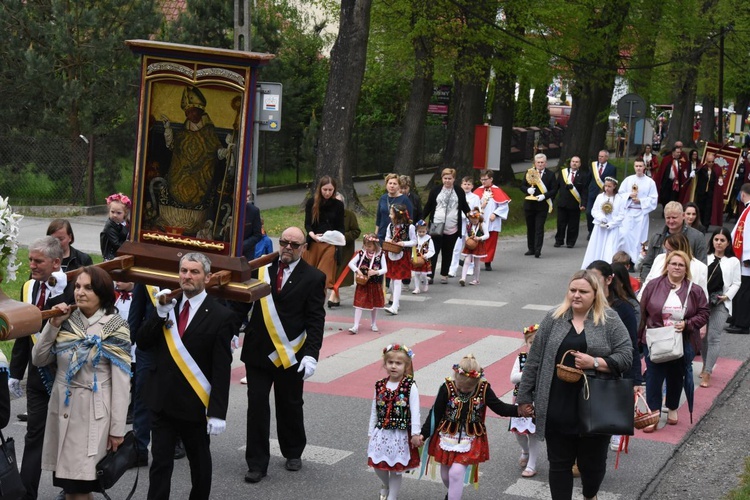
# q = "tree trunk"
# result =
<box><xmin>443</xmin><ymin>75</ymin><xmax>487</xmax><ymax>180</ymax></box>
<box><xmin>315</xmin><ymin>0</ymin><xmax>373</xmax><ymax>209</ymax></box>
<box><xmin>668</xmin><ymin>64</ymin><xmax>699</xmax><ymax>149</ymax></box>
<box><xmin>736</xmin><ymin>91</ymin><xmax>750</xmax><ymax>134</ymax></box>
<box><xmin>393</xmin><ymin>28</ymin><xmax>434</xmax><ymax>177</ymax></box>
<box><xmin>700</xmin><ymin>95</ymin><xmax>715</xmax><ymax>143</ymax></box>
<box><xmin>490</xmin><ymin>67</ymin><xmax>516</xmax><ymax>184</ymax></box>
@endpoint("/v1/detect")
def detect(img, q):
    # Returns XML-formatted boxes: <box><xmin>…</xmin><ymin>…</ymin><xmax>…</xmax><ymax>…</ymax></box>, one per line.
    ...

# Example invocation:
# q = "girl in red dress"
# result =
<box><xmin>367</xmin><ymin>344</ymin><xmax>421</xmax><ymax>500</ymax></box>
<box><xmin>348</xmin><ymin>234</ymin><xmax>388</xmax><ymax>334</ymax></box>
<box><xmin>417</xmin><ymin>354</ymin><xmax>521</xmax><ymax>499</ymax></box>
<box><xmin>460</xmin><ymin>208</ymin><xmax>489</xmax><ymax>286</ymax></box>
<box><xmin>384</xmin><ymin>204</ymin><xmax>416</xmax><ymax>315</ymax></box>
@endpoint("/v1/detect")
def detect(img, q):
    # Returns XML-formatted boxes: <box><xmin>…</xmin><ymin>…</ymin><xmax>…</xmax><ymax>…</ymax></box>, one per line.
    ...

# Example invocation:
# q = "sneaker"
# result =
<box><xmin>348</xmin><ymin>327</ymin><xmax>358</xmax><ymax>334</ymax></box>
<box><xmin>469</xmin><ymin>280</ymin><xmax>479</xmax><ymax>285</ymax></box>
<box><xmin>240</xmin><ymin>376</ymin><xmax>248</xmax><ymax>384</ymax></box>
<box><xmin>384</xmin><ymin>306</ymin><xmax>398</xmax><ymax>315</ymax></box>
<box><xmin>609</xmin><ymin>435</ymin><xmax>621</xmax><ymax>451</ymax></box>
<box><xmin>412</xmin><ymin>289</ymin><xmax>420</xmax><ymax>295</ymax></box>
<box><xmin>371</xmin><ymin>324</ymin><xmax>379</xmax><ymax>332</ymax></box>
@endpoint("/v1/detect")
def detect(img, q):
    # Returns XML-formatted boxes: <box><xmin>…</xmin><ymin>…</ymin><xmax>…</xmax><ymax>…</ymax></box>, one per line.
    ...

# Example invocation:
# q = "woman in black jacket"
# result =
<box><xmin>422</xmin><ymin>168</ymin><xmax>471</xmax><ymax>284</ymax></box>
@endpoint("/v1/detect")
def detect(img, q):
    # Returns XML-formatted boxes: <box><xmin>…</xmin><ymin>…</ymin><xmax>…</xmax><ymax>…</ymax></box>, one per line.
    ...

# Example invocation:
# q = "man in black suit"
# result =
<box><xmin>586</xmin><ymin>149</ymin><xmax>616</xmax><ymax>236</ymax></box>
<box><xmin>136</xmin><ymin>252</ymin><xmax>237</xmax><ymax>500</ymax></box>
<box><xmin>521</xmin><ymin>153</ymin><xmax>559</xmax><ymax>258</ymax></box>
<box><xmin>554</xmin><ymin>155</ymin><xmax>589</xmax><ymax>248</ymax></box>
<box><xmin>9</xmin><ymin>236</ymin><xmax>74</xmax><ymax>500</ymax></box>
<box><xmin>242</xmin><ymin>191</ymin><xmax>263</xmax><ymax>261</ymax></box>
<box><xmin>242</xmin><ymin>226</ymin><xmax>326</xmax><ymax>483</ymax></box>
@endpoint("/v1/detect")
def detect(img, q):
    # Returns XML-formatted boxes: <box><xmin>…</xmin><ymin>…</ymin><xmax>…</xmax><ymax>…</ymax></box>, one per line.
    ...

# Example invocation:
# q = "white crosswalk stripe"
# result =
<box><xmin>443</xmin><ymin>298</ymin><xmax>508</xmax><ymax>307</ymax></box>
<box><xmin>504</xmin><ymin>478</ymin><xmax>621</xmax><ymax>499</ymax></box>
<box><xmin>522</xmin><ymin>304</ymin><xmax>556</xmax><ymax>311</ymax></box>
<box><xmin>238</xmin><ymin>439</ymin><xmax>352</xmax><ymax>466</ymax></box>
<box><xmin>415</xmin><ymin>336</ymin><xmax>524</xmax><ymax>397</ymax></box>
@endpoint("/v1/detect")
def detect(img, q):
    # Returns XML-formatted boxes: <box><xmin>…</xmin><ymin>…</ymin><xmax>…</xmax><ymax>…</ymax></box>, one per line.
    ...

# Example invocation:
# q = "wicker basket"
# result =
<box><xmin>555</xmin><ymin>350</ymin><xmax>584</xmax><ymax>383</ymax></box>
<box><xmin>355</xmin><ymin>273</ymin><xmax>369</xmax><ymax>286</ymax></box>
<box><xmin>634</xmin><ymin>392</ymin><xmax>660</xmax><ymax>430</ymax></box>
<box><xmin>412</xmin><ymin>255</ymin><xmax>426</xmax><ymax>268</ymax></box>
<box><xmin>464</xmin><ymin>237</ymin><xmax>478</xmax><ymax>250</ymax></box>
<box><xmin>382</xmin><ymin>240</ymin><xmax>403</xmax><ymax>254</ymax></box>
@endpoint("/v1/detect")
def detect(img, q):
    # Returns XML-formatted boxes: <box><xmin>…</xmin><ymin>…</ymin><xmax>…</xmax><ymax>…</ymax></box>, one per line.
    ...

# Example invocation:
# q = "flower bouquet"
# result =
<box><xmin>0</xmin><ymin>196</ymin><xmax>23</xmax><ymax>282</ymax></box>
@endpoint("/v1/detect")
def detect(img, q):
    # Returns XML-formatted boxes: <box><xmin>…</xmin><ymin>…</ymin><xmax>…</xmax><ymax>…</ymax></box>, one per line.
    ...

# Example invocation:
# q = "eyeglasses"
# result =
<box><xmin>279</xmin><ymin>240</ymin><xmax>303</xmax><ymax>249</ymax></box>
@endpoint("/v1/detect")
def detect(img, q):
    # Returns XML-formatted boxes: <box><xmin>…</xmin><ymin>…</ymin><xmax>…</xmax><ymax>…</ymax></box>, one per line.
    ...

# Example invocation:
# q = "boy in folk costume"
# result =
<box><xmin>473</xmin><ymin>170</ymin><xmax>511</xmax><ymax>270</ymax></box>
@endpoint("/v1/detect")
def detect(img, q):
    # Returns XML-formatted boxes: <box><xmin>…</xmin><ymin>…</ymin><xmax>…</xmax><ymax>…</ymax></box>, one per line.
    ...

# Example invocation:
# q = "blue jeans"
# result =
<box><xmin>133</xmin><ymin>347</ymin><xmax>154</xmax><ymax>456</ymax></box>
<box><xmin>643</xmin><ymin>340</ymin><xmax>694</xmax><ymax>413</ymax></box>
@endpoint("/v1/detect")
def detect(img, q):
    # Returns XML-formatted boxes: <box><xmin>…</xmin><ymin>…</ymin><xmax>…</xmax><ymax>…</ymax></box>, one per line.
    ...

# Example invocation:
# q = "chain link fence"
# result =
<box><xmin>0</xmin><ymin>123</ymin><xmax>448</xmax><ymax>206</ymax></box>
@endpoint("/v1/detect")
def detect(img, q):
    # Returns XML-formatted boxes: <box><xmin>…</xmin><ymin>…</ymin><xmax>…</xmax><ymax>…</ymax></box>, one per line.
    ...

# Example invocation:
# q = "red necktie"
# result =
<box><xmin>598</xmin><ymin>164</ymin><xmax>603</xmax><ymax>176</ymax></box>
<box><xmin>177</xmin><ymin>301</ymin><xmax>190</xmax><ymax>337</ymax></box>
<box><xmin>571</xmin><ymin>171</ymin><xmax>576</xmax><ymax>183</ymax></box>
<box><xmin>36</xmin><ymin>283</ymin><xmax>47</xmax><ymax>310</ymax></box>
<box><xmin>276</xmin><ymin>261</ymin><xmax>288</xmax><ymax>291</ymax></box>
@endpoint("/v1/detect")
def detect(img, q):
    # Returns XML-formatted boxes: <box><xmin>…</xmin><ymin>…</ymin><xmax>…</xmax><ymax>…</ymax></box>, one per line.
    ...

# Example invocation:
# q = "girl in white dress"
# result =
<box><xmin>509</xmin><ymin>325</ymin><xmax>542</xmax><ymax>478</ymax></box>
<box><xmin>367</xmin><ymin>344</ymin><xmax>421</xmax><ymax>500</ymax></box>
<box><xmin>581</xmin><ymin>177</ymin><xmax>625</xmax><ymax>269</ymax></box>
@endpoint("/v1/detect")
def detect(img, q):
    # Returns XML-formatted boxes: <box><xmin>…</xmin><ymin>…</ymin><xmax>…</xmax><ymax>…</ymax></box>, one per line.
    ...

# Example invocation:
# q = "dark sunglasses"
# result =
<box><xmin>279</xmin><ymin>240</ymin><xmax>303</xmax><ymax>249</ymax></box>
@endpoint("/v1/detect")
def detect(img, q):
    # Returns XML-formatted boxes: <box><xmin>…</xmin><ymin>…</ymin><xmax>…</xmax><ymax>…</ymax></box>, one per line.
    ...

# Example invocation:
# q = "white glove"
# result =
<box><xmin>297</xmin><ymin>356</ymin><xmax>317</xmax><ymax>380</ymax></box>
<box><xmin>8</xmin><ymin>378</ymin><xmax>23</xmax><ymax>399</ymax></box>
<box><xmin>536</xmin><ymin>194</ymin><xmax>545</xmax><ymax>202</ymax></box>
<box><xmin>689</xmin><ymin>171</ymin><xmax>695</xmax><ymax>178</ymax></box>
<box><xmin>527</xmin><ymin>187</ymin><xmax>535</xmax><ymax>195</ymax></box>
<box><xmin>230</xmin><ymin>335</ymin><xmax>240</xmax><ymax>353</ymax></box>
<box><xmin>160</xmin><ymin>114</ymin><xmax>171</xmax><ymax>129</ymax></box>
<box><xmin>48</xmin><ymin>271</ymin><xmax>67</xmax><ymax>298</ymax></box>
<box><xmin>207</xmin><ymin>417</ymin><xmax>226</xmax><ymax>436</ymax></box>
<box><xmin>154</xmin><ymin>289</ymin><xmax>176</xmax><ymax>318</ymax></box>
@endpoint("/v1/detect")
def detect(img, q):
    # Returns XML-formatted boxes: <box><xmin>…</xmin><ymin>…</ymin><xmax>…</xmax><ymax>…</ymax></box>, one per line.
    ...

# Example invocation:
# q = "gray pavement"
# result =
<box><xmin>8</xmin><ymin>161</ymin><xmax>750</xmax><ymax>499</ymax></box>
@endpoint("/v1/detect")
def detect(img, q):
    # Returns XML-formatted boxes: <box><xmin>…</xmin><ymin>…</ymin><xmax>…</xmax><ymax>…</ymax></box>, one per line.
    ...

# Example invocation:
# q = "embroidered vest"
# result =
<box><xmin>358</xmin><ymin>251</ymin><xmax>384</xmax><ymax>284</ymax></box>
<box><xmin>512</xmin><ymin>352</ymin><xmax>527</xmax><ymax>397</ymax></box>
<box><xmin>374</xmin><ymin>376</ymin><xmax>414</xmax><ymax>430</ymax></box>
<box><xmin>436</xmin><ymin>378</ymin><xmax>489</xmax><ymax>437</ymax></box>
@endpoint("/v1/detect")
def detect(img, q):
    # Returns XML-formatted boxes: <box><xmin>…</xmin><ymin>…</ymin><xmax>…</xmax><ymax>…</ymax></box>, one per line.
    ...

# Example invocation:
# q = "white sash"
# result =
<box><xmin>562</xmin><ymin>168</ymin><xmax>582</xmax><ymax>205</ymax></box>
<box><xmin>258</xmin><ymin>265</ymin><xmax>306</xmax><ymax>368</ymax></box>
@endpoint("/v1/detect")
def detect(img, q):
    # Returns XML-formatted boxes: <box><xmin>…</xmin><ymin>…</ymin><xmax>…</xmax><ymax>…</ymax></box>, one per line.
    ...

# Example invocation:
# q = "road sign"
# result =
<box><xmin>257</xmin><ymin>82</ymin><xmax>282</xmax><ymax>132</ymax></box>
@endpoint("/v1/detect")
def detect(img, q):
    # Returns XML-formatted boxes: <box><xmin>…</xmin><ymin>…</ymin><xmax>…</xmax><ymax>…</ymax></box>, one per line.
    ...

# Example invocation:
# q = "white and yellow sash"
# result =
<box><xmin>534</xmin><ymin>172</ymin><xmax>554</xmax><ymax>214</ymax></box>
<box><xmin>591</xmin><ymin>161</ymin><xmax>605</xmax><ymax>190</ymax></box>
<box><xmin>562</xmin><ymin>168</ymin><xmax>582</xmax><ymax>205</ymax></box>
<box><xmin>22</xmin><ymin>280</ymin><xmax>41</xmax><ymax>344</ymax></box>
<box><xmin>258</xmin><ymin>265</ymin><xmax>306</xmax><ymax>369</ymax></box>
<box><xmin>147</xmin><ymin>285</ymin><xmax>211</xmax><ymax>408</ymax></box>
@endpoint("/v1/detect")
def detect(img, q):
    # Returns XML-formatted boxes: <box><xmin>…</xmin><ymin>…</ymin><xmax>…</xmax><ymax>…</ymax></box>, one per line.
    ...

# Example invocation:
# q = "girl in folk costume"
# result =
<box><xmin>368</xmin><ymin>344</ymin><xmax>421</xmax><ymax>500</ymax></box>
<box><xmin>459</xmin><ymin>208</ymin><xmax>489</xmax><ymax>286</ymax></box>
<box><xmin>100</xmin><ymin>192</ymin><xmax>131</xmax><ymax>261</ymax></box>
<box><xmin>384</xmin><ymin>204</ymin><xmax>416</xmax><ymax>315</ymax></box>
<box><xmin>411</xmin><ymin>220</ymin><xmax>435</xmax><ymax>295</ymax></box>
<box><xmin>416</xmin><ymin>354</ymin><xmax>523</xmax><ymax>500</ymax></box>
<box><xmin>349</xmin><ymin>234</ymin><xmax>388</xmax><ymax>334</ymax></box>
<box><xmin>509</xmin><ymin>325</ymin><xmax>542</xmax><ymax>479</ymax></box>
<box><xmin>581</xmin><ymin>177</ymin><xmax>625</xmax><ymax>269</ymax></box>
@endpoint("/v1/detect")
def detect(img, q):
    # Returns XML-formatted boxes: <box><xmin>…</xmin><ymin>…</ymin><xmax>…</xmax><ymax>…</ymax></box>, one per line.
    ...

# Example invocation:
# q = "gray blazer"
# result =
<box><xmin>516</xmin><ymin>307</ymin><xmax>633</xmax><ymax>439</ymax></box>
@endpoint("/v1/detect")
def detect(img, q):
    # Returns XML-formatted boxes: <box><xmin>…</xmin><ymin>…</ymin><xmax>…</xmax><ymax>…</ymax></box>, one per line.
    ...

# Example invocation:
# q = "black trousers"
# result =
<box><xmin>555</xmin><ymin>207</ymin><xmax>581</xmax><ymax>246</ymax></box>
<box><xmin>20</xmin><ymin>385</ymin><xmax>49</xmax><ymax>500</ymax></box>
<box><xmin>525</xmin><ymin>208</ymin><xmax>548</xmax><ymax>253</ymax></box>
<box><xmin>245</xmin><ymin>363</ymin><xmax>306</xmax><ymax>474</ymax></box>
<box><xmin>545</xmin><ymin>432</ymin><xmax>610</xmax><ymax>500</ymax></box>
<box><xmin>732</xmin><ymin>275</ymin><xmax>750</xmax><ymax>328</ymax></box>
<box><xmin>148</xmin><ymin>412</ymin><xmax>212</xmax><ymax>500</ymax></box>
<box><xmin>429</xmin><ymin>232</ymin><xmax>461</xmax><ymax>278</ymax></box>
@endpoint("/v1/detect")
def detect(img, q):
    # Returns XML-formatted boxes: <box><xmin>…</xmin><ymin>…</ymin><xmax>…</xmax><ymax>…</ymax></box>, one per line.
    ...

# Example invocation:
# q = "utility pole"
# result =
<box><xmin>718</xmin><ymin>26</ymin><xmax>724</xmax><ymax>144</ymax></box>
<box><xmin>234</xmin><ymin>0</ymin><xmax>251</xmax><ymax>51</ymax></box>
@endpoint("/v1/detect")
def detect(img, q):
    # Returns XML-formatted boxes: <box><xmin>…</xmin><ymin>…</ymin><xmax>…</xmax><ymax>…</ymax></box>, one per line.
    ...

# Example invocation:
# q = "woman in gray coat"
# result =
<box><xmin>33</xmin><ymin>266</ymin><xmax>131</xmax><ymax>499</ymax></box>
<box><xmin>517</xmin><ymin>270</ymin><xmax>632</xmax><ymax>500</ymax></box>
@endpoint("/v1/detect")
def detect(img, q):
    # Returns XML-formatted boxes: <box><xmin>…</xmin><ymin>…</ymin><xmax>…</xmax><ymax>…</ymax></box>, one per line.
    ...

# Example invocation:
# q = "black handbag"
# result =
<box><xmin>578</xmin><ymin>374</ymin><xmax>634</xmax><ymax>436</ymax></box>
<box><xmin>0</xmin><ymin>431</ymin><xmax>25</xmax><ymax>500</ymax></box>
<box><xmin>96</xmin><ymin>431</ymin><xmax>139</xmax><ymax>500</ymax></box>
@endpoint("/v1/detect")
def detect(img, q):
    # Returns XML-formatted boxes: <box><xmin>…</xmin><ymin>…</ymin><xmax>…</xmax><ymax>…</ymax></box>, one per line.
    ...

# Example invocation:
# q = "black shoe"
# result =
<box><xmin>17</xmin><ymin>413</ymin><xmax>27</xmax><ymax>422</ymax></box>
<box><xmin>285</xmin><ymin>458</ymin><xmax>302</xmax><ymax>471</ymax></box>
<box><xmin>567</xmin><ymin>244</ymin><xmax>575</xmax><ymax>248</ymax></box>
<box><xmin>553</xmin><ymin>243</ymin><xmax>562</xmax><ymax>248</ymax></box>
<box><xmin>245</xmin><ymin>470</ymin><xmax>266</xmax><ymax>483</ymax></box>
<box><xmin>327</xmin><ymin>301</ymin><xmax>340</xmax><ymax>308</ymax></box>
<box><xmin>484</xmin><ymin>263</ymin><xmax>492</xmax><ymax>271</ymax></box>
<box><xmin>726</xmin><ymin>326</ymin><xmax>750</xmax><ymax>334</ymax></box>
<box><xmin>174</xmin><ymin>439</ymin><xmax>186</xmax><ymax>460</ymax></box>
<box><xmin>428</xmin><ymin>277</ymin><xmax>433</xmax><ymax>285</ymax></box>
<box><xmin>524</xmin><ymin>250</ymin><xmax>534</xmax><ymax>256</ymax></box>
<box><xmin>535</xmin><ymin>252</ymin><xmax>541</xmax><ymax>258</ymax></box>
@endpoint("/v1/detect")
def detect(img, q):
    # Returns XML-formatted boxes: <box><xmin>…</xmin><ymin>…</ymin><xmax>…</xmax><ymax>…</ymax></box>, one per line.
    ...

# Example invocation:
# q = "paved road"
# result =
<box><xmin>10</xmin><ymin>180</ymin><xmax>750</xmax><ymax>499</ymax></box>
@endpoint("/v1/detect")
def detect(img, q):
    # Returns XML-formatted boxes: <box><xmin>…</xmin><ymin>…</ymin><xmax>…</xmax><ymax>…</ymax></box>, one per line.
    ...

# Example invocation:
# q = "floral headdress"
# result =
<box><xmin>523</xmin><ymin>324</ymin><xmax>539</xmax><ymax>335</ymax></box>
<box><xmin>452</xmin><ymin>364</ymin><xmax>483</xmax><ymax>379</ymax></box>
<box><xmin>0</xmin><ymin>197</ymin><xmax>23</xmax><ymax>281</ymax></box>
<box><xmin>383</xmin><ymin>344</ymin><xmax>414</xmax><ymax>359</ymax></box>
<box><xmin>415</xmin><ymin>219</ymin><xmax>427</xmax><ymax>228</ymax></box>
<box><xmin>105</xmin><ymin>193</ymin><xmax>132</xmax><ymax>209</ymax></box>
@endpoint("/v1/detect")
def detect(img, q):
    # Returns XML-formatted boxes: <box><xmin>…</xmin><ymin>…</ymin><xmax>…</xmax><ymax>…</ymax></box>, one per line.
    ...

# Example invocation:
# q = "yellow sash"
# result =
<box><xmin>562</xmin><ymin>168</ymin><xmax>582</xmax><ymax>205</ymax></box>
<box><xmin>534</xmin><ymin>173</ymin><xmax>554</xmax><ymax>214</ymax></box>
<box><xmin>22</xmin><ymin>280</ymin><xmax>40</xmax><ymax>344</ymax></box>
<box><xmin>591</xmin><ymin>161</ymin><xmax>604</xmax><ymax>190</ymax></box>
<box><xmin>147</xmin><ymin>285</ymin><xmax>211</xmax><ymax>409</ymax></box>
<box><xmin>257</xmin><ymin>265</ymin><xmax>306</xmax><ymax>369</ymax></box>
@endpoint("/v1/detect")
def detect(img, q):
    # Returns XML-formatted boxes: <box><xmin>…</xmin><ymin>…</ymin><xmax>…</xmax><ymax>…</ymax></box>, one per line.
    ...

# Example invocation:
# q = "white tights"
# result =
<box><xmin>353</xmin><ymin>308</ymin><xmax>378</xmax><ymax>330</ymax></box>
<box><xmin>374</xmin><ymin>469</ymin><xmax>403</xmax><ymax>500</ymax></box>
<box><xmin>440</xmin><ymin>463</ymin><xmax>467</xmax><ymax>500</ymax></box>
<box><xmin>515</xmin><ymin>433</ymin><xmax>541</xmax><ymax>471</ymax></box>
<box><xmin>390</xmin><ymin>280</ymin><xmax>402</xmax><ymax>310</ymax></box>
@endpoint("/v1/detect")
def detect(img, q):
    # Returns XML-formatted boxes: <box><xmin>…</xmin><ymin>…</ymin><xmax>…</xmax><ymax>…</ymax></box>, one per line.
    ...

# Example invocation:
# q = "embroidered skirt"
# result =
<box><xmin>367</xmin><ymin>428</ymin><xmax>420</xmax><ymax>472</ymax></box>
<box><xmin>461</xmin><ymin>240</ymin><xmax>487</xmax><ymax>258</ymax></box>
<box><xmin>428</xmin><ymin>431</ymin><xmax>490</xmax><ymax>466</ymax></box>
<box><xmin>386</xmin><ymin>253</ymin><xmax>412</xmax><ymax>280</ymax></box>
<box><xmin>509</xmin><ymin>416</ymin><xmax>536</xmax><ymax>435</ymax></box>
<box><xmin>353</xmin><ymin>281</ymin><xmax>385</xmax><ymax>310</ymax></box>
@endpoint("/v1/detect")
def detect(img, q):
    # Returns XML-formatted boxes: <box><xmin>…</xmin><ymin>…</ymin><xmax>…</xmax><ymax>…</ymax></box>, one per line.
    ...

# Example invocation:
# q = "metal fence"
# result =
<box><xmin>0</xmin><ymin>123</ymin><xmax>449</xmax><ymax>206</ymax></box>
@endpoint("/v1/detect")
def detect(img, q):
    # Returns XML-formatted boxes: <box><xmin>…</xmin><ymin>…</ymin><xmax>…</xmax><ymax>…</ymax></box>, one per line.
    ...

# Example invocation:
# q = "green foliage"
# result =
<box><xmin>515</xmin><ymin>79</ymin><xmax>532</xmax><ymax>126</ymax></box>
<box><xmin>531</xmin><ymin>85</ymin><xmax>551</xmax><ymax>127</ymax></box>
